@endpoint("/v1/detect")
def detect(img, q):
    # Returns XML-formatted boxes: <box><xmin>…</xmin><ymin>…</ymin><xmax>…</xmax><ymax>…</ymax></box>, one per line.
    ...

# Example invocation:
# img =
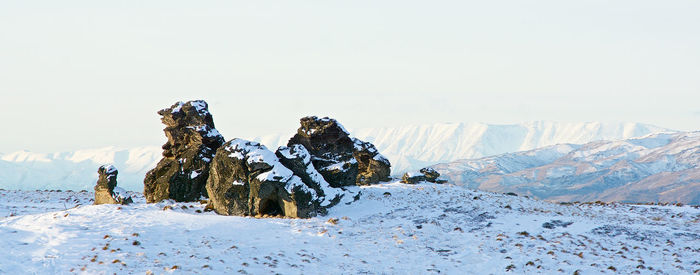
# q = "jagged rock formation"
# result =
<box><xmin>287</xmin><ymin>116</ymin><xmax>391</xmax><ymax>187</ymax></box>
<box><xmin>94</xmin><ymin>165</ymin><xmax>132</xmax><ymax>205</ymax></box>
<box><xmin>206</xmin><ymin>139</ymin><xmax>341</xmax><ymax>218</ymax></box>
<box><xmin>401</xmin><ymin>167</ymin><xmax>445</xmax><ymax>184</ymax></box>
<box><xmin>144</xmin><ymin>100</ymin><xmax>225</xmax><ymax>203</ymax></box>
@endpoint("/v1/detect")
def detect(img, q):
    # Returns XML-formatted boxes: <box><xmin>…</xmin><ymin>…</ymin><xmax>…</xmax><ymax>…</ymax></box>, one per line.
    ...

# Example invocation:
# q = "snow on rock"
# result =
<box><xmin>1</xmin><ymin>184</ymin><xmax>698</xmax><ymax>274</ymax></box>
<box><xmin>111</xmin><ymin>187</ymin><xmax>130</xmax><ymax>202</ymax></box>
<box><xmin>144</xmin><ymin>100</ymin><xmax>225</xmax><ymax>203</ymax></box>
<box><xmin>206</xmin><ymin>139</ymin><xmax>323</xmax><ymax>218</ymax></box>
<box><xmin>287</xmin><ymin>116</ymin><xmax>391</xmax><ymax>187</ymax></box>
<box><xmin>276</xmin><ymin>144</ymin><xmax>343</xmax><ymax>207</ymax></box>
<box><xmin>94</xmin><ymin>164</ymin><xmax>132</xmax><ymax>205</ymax></box>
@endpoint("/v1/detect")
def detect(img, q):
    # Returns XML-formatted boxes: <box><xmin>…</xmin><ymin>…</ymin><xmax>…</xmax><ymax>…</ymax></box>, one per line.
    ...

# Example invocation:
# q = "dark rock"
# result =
<box><xmin>144</xmin><ymin>100</ymin><xmax>225</xmax><ymax>203</ymax></box>
<box><xmin>542</xmin><ymin>220</ymin><xmax>574</xmax><ymax>229</ymax></box>
<box><xmin>401</xmin><ymin>172</ymin><xmax>426</xmax><ymax>184</ymax></box>
<box><xmin>287</xmin><ymin>116</ymin><xmax>390</xmax><ymax>187</ymax></box>
<box><xmin>353</xmin><ymin>139</ymin><xmax>391</xmax><ymax>185</ymax></box>
<box><xmin>402</xmin><ymin>167</ymin><xmax>447</xmax><ymax>184</ymax></box>
<box><xmin>206</xmin><ymin>139</ymin><xmax>340</xmax><ymax>218</ymax></box>
<box><xmin>420</xmin><ymin>167</ymin><xmax>441</xmax><ymax>182</ymax></box>
<box><xmin>275</xmin><ymin>144</ymin><xmax>343</xmax><ymax>208</ymax></box>
<box><xmin>94</xmin><ymin>165</ymin><xmax>132</xmax><ymax>205</ymax></box>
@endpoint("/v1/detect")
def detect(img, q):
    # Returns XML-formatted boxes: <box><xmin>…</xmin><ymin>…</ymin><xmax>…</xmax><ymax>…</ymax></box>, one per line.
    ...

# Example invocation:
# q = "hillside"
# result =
<box><xmin>433</xmin><ymin>132</ymin><xmax>700</xmax><ymax>204</ymax></box>
<box><xmin>1</xmin><ymin>183</ymin><xmax>698</xmax><ymax>274</ymax></box>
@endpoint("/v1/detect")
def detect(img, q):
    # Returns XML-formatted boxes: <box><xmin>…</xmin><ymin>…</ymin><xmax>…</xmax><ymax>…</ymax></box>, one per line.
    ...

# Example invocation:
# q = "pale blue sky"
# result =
<box><xmin>1</xmin><ymin>1</ymin><xmax>699</xmax><ymax>152</ymax></box>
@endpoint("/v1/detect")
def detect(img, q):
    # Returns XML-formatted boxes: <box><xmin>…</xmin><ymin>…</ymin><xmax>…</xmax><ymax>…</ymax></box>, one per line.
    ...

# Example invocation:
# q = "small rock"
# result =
<box><xmin>94</xmin><ymin>165</ymin><xmax>132</xmax><ymax>205</ymax></box>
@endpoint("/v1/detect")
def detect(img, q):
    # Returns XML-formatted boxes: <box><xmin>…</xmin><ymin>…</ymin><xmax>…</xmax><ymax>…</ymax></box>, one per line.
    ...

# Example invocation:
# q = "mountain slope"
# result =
<box><xmin>1</xmin><ymin>183</ymin><xmax>698</xmax><ymax>274</ymax></box>
<box><xmin>432</xmin><ymin>132</ymin><xmax>700</xmax><ymax>204</ymax></box>
<box><xmin>0</xmin><ymin>122</ymin><xmax>669</xmax><ymax>191</ymax></box>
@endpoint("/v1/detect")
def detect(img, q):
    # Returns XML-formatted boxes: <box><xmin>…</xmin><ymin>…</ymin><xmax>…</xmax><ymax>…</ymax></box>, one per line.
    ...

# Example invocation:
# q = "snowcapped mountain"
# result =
<box><xmin>0</xmin><ymin>147</ymin><xmax>162</xmax><ymax>191</ymax></box>
<box><xmin>432</xmin><ymin>132</ymin><xmax>700</xmax><ymax>204</ymax></box>
<box><xmin>0</xmin><ymin>121</ymin><xmax>669</xmax><ymax>192</ymax></box>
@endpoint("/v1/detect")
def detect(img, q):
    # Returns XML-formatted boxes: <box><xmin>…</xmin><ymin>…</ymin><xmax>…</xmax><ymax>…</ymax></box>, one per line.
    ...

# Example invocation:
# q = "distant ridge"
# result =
<box><xmin>352</xmin><ymin>121</ymin><xmax>670</xmax><ymax>174</ymax></box>
<box><xmin>0</xmin><ymin>121</ymin><xmax>670</xmax><ymax>191</ymax></box>
<box><xmin>432</xmin><ymin>131</ymin><xmax>700</xmax><ymax>204</ymax></box>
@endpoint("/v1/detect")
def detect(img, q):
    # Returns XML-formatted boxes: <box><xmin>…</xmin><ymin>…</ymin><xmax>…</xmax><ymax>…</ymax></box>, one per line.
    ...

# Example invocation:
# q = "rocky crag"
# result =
<box><xmin>206</xmin><ymin>116</ymin><xmax>389</xmax><ymax>218</ymax></box>
<box><xmin>144</xmin><ymin>100</ymin><xmax>225</xmax><ymax>203</ymax></box>
<box><xmin>287</xmin><ymin>116</ymin><xmax>391</xmax><ymax>187</ymax></box>
<box><xmin>94</xmin><ymin>164</ymin><xmax>132</xmax><ymax>205</ymax></box>
<box><xmin>205</xmin><ymin>139</ymin><xmax>344</xmax><ymax>218</ymax></box>
<box><xmin>140</xmin><ymin>102</ymin><xmax>390</xmax><ymax>218</ymax></box>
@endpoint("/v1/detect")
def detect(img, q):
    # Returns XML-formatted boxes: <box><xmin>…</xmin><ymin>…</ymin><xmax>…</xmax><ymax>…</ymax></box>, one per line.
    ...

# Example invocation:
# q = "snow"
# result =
<box><xmin>277</xmin><ymin>145</ymin><xmax>342</xmax><ymax>206</ymax></box>
<box><xmin>170</xmin><ymin>101</ymin><xmax>184</xmax><ymax>113</ymax></box>
<box><xmin>186</xmin><ymin>125</ymin><xmax>222</xmax><ymax>139</ymax></box>
<box><xmin>255</xmin><ymin>167</ymin><xmax>293</xmax><ymax>183</ymax></box>
<box><xmin>111</xmin><ymin>187</ymin><xmax>129</xmax><ymax>201</ymax></box>
<box><xmin>283</xmin><ymin>175</ymin><xmax>315</xmax><ymax>195</ymax></box>
<box><xmin>405</xmin><ymin>172</ymin><xmax>421</xmax><ymax>177</ymax></box>
<box><xmin>170</xmin><ymin>100</ymin><xmax>210</xmax><ymax>116</ymax></box>
<box><xmin>1</xmin><ymin>184</ymin><xmax>698</xmax><ymax>274</ymax></box>
<box><xmin>189</xmin><ymin>170</ymin><xmax>200</xmax><ymax>179</ymax></box>
<box><xmin>101</xmin><ymin>164</ymin><xmax>117</xmax><ymax>174</ymax></box>
<box><xmin>320</xmin><ymin>117</ymin><xmax>350</xmax><ymax>135</ymax></box>
<box><xmin>227</xmin><ymin>139</ymin><xmax>297</xmax><ymax>185</ymax></box>
<box><xmin>189</xmin><ymin>100</ymin><xmax>208</xmax><ymax>114</ymax></box>
<box><xmin>319</xmin><ymin>159</ymin><xmax>356</xmax><ymax>172</ymax></box>
<box><xmin>226</xmin><ymin>139</ymin><xmax>318</xmax><ymax>198</ymax></box>
<box><xmin>231</xmin><ymin>180</ymin><xmax>245</xmax><ymax>186</ymax></box>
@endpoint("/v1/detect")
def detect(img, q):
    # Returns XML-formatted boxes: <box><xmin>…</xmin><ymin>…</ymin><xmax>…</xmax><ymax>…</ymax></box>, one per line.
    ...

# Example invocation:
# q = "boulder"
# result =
<box><xmin>400</xmin><ymin>172</ymin><xmax>426</xmax><ymax>185</ymax></box>
<box><xmin>287</xmin><ymin>116</ymin><xmax>391</xmax><ymax>187</ymax></box>
<box><xmin>419</xmin><ymin>167</ymin><xmax>443</xmax><ymax>183</ymax></box>
<box><xmin>401</xmin><ymin>167</ymin><xmax>447</xmax><ymax>184</ymax></box>
<box><xmin>144</xmin><ymin>100</ymin><xmax>225</xmax><ymax>203</ymax></box>
<box><xmin>206</xmin><ymin>139</ymin><xmax>340</xmax><ymax>218</ymax></box>
<box><xmin>94</xmin><ymin>164</ymin><xmax>132</xmax><ymax>205</ymax></box>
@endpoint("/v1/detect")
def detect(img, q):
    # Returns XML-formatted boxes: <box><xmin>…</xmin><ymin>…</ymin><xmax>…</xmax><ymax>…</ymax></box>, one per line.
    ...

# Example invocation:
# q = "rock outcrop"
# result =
<box><xmin>94</xmin><ymin>165</ymin><xmax>132</xmax><ymax>205</ymax></box>
<box><xmin>206</xmin><ymin>139</ymin><xmax>341</xmax><ymax>218</ymax></box>
<box><xmin>401</xmin><ymin>167</ymin><xmax>446</xmax><ymax>184</ymax></box>
<box><xmin>287</xmin><ymin>116</ymin><xmax>391</xmax><ymax>187</ymax></box>
<box><xmin>400</xmin><ymin>172</ymin><xmax>426</xmax><ymax>185</ymax></box>
<box><xmin>144</xmin><ymin>100</ymin><xmax>225</xmax><ymax>203</ymax></box>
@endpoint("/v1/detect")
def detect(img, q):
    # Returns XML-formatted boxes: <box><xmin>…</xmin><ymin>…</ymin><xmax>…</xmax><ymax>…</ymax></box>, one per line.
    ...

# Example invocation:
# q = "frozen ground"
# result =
<box><xmin>1</xmin><ymin>183</ymin><xmax>699</xmax><ymax>274</ymax></box>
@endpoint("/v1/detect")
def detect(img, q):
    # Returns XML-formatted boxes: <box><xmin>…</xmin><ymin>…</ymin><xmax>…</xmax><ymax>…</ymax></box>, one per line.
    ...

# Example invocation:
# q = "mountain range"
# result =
<box><xmin>0</xmin><ymin>121</ymin><xmax>671</xmax><ymax>194</ymax></box>
<box><xmin>432</xmin><ymin>131</ymin><xmax>700</xmax><ymax>204</ymax></box>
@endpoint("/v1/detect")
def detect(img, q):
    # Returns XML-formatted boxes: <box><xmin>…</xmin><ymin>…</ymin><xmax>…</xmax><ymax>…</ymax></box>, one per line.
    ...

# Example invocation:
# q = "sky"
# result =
<box><xmin>1</xmin><ymin>0</ymin><xmax>699</xmax><ymax>153</ymax></box>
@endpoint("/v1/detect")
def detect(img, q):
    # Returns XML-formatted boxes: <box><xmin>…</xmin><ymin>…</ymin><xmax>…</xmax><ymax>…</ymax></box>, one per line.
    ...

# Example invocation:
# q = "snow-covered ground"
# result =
<box><xmin>2</xmin><ymin>182</ymin><xmax>698</xmax><ymax>274</ymax></box>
